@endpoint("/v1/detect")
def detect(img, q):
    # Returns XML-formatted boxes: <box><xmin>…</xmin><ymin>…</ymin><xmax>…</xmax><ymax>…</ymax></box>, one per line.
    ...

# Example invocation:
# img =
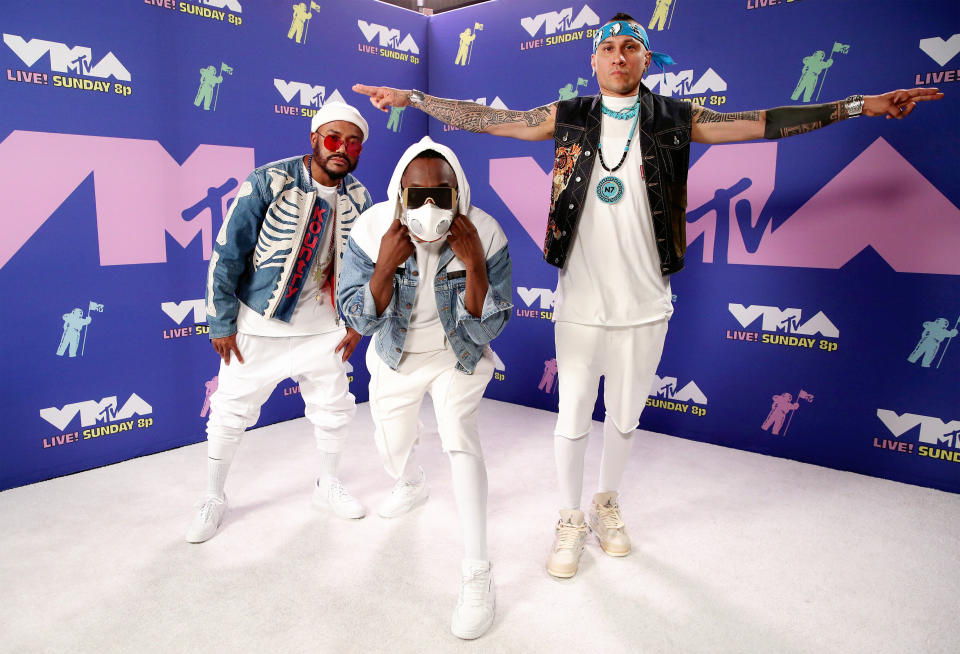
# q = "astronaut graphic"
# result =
<box><xmin>539</xmin><ymin>358</ymin><xmax>559</xmax><ymax>394</ymax></box>
<box><xmin>386</xmin><ymin>106</ymin><xmax>405</xmax><ymax>133</ymax></box>
<box><xmin>289</xmin><ymin>2</ymin><xmax>322</xmax><ymax>44</ymax></box>
<box><xmin>557</xmin><ymin>77</ymin><xmax>589</xmax><ymax>101</ymax></box>
<box><xmin>195</xmin><ymin>66</ymin><xmax>223</xmax><ymax>111</ymax></box>
<box><xmin>908</xmin><ymin>317</ymin><xmax>958</xmax><ymax>368</ymax></box>
<box><xmin>201</xmin><ymin>376</ymin><xmax>219</xmax><ymax>418</ymax></box>
<box><xmin>648</xmin><ymin>0</ymin><xmax>672</xmax><ymax>32</ymax></box>
<box><xmin>762</xmin><ymin>389</ymin><xmax>814</xmax><ymax>436</ymax></box>
<box><xmin>455</xmin><ymin>28</ymin><xmax>477</xmax><ymax>66</ymax></box>
<box><xmin>57</xmin><ymin>309</ymin><xmax>91</xmax><ymax>358</ymax></box>
<box><xmin>791</xmin><ymin>43</ymin><xmax>850</xmax><ymax>102</ymax></box>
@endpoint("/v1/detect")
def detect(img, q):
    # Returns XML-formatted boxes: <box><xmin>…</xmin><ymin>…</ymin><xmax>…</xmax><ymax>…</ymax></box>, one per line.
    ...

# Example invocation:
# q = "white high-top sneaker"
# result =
<box><xmin>451</xmin><ymin>559</ymin><xmax>495</xmax><ymax>640</ymax></box>
<box><xmin>313</xmin><ymin>477</ymin><xmax>366</xmax><ymax>519</ymax></box>
<box><xmin>185</xmin><ymin>494</ymin><xmax>228</xmax><ymax>543</ymax></box>
<box><xmin>377</xmin><ymin>467</ymin><xmax>429</xmax><ymax>518</ymax></box>
<box><xmin>588</xmin><ymin>491</ymin><xmax>631</xmax><ymax>556</ymax></box>
<box><xmin>546</xmin><ymin>508</ymin><xmax>588</xmax><ymax>578</ymax></box>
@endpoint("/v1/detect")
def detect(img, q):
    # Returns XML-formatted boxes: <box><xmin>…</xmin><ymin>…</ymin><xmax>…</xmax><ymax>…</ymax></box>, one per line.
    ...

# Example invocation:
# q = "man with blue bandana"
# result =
<box><xmin>354</xmin><ymin>13</ymin><xmax>943</xmax><ymax>578</ymax></box>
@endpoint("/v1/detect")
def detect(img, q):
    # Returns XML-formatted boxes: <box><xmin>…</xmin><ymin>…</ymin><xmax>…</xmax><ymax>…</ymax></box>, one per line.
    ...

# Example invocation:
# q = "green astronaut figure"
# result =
<box><xmin>386</xmin><ymin>105</ymin><xmax>405</xmax><ymax>132</ymax></box>
<box><xmin>792</xmin><ymin>51</ymin><xmax>834</xmax><ymax>102</ymax></box>
<box><xmin>57</xmin><ymin>308</ymin><xmax>91</xmax><ymax>358</ymax></box>
<box><xmin>908</xmin><ymin>318</ymin><xmax>958</xmax><ymax>368</ymax></box>
<box><xmin>194</xmin><ymin>66</ymin><xmax>223</xmax><ymax>111</ymax></box>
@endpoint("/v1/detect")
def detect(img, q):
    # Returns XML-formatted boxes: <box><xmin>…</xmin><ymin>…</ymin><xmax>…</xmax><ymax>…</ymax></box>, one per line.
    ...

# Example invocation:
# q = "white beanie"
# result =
<box><xmin>310</xmin><ymin>101</ymin><xmax>370</xmax><ymax>143</ymax></box>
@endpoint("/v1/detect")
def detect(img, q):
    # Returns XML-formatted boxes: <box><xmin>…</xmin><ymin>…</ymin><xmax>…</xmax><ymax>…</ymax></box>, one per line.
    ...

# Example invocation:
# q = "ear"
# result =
<box><xmin>590</xmin><ymin>52</ymin><xmax>596</xmax><ymax>74</ymax></box>
<box><xmin>309</xmin><ymin>131</ymin><xmax>319</xmax><ymax>149</ymax></box>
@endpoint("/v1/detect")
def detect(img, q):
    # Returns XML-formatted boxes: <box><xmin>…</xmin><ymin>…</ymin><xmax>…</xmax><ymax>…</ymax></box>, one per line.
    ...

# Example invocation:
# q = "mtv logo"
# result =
<box><xmin>517</xmin><ymin>286</ymin><xmax>556</xmax><ymax>310</ymax></box>
<box><xmin>201</xmin><ymin>0</ymin><xmax>242</xmax><ymax>11</ymax></box>
<box><xmin>161</xmin><ymin>299</ymin><xmax>207</xmax><ymax>325</ymax></box>
<box><xmin>643</xmin><ymin>68</ymin><xmax>727</xmax><ymax>97</ymax></box>
<box><xmin>40</xmin><ymin>393</ymin><xmax>153</xmax><ymax>431</ymax></box>
<box><xmin>520</xmin><ymin>5</ymin><xmax>599</xmax><ymax>37</ymax></box>
<box><xmin>877</xmin><ymin>409</ymin><xmax>960</xmax><ymax>449</ymax></box>
<box><xmin>918</xmin><ymin>34</ymin><xmax>960</xmax><ymax>67</ymax></box>
<box><xmin>357</xmin><ymin>20</ymin><xmax>420</xmax><ymax>54</ymax></box>
<box><xmin>728</xmin><ymin>304</ymin><xmax>839</xmax><ymax>338</ymax></box>
<box><xmin>651</xmin><ymin>375</ymin><xmax>707</xmax><ymax>404</ymax></box>
<box><xmin>3</xmin><ymin>34</ymin><xmax>131</xmax><ymax>81</ymax></box>
<box><xmin>274</xmin><ymin>79</ymin><xmax>324</xmax><ymax>106</ymax></box>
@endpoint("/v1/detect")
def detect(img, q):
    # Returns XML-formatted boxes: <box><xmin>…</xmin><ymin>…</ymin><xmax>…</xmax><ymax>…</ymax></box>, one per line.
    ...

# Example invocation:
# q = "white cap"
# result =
<box><xmin>310</xmin><ymin>101</ymin><xmax>370</xmax><ymax>143</ymax></box>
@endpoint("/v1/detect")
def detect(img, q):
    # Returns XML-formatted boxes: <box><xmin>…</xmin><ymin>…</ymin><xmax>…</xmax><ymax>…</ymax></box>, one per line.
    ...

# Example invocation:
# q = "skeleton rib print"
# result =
<box><xmin>254</xmin><ymin>188</ymin><xmax>304</xmax><ymax>269</ymax></box>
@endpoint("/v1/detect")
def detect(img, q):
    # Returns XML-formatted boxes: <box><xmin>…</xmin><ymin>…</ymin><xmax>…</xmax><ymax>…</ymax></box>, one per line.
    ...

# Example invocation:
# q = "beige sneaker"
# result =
<box><xmin>546</xmin><ymin>509</ymin><xmax>588</xmax><ymax>578</ymax></box>
<box><xmin>588</xmin><ymin>491</ymin><xmax>631</xmax><ymax>556</ymax></box>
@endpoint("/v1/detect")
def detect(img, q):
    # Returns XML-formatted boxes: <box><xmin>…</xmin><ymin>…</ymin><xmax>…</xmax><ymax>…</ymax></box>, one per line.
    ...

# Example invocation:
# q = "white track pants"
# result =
<box><xmin>206</xmin><ymin>330</ymin><xmax>356</xmax><ymax>458</ymax></box>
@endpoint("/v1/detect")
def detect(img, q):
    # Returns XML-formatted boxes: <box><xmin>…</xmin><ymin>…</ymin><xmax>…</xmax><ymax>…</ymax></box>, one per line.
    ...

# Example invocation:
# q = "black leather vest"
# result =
<box><xmin>545</xmin><ymin>85</ymin><xmax>692</xmax><ymax>274</ymax></box>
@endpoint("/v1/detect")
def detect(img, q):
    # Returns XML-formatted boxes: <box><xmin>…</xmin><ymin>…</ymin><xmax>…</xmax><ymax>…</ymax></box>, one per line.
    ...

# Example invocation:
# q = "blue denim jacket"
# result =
<box><xmin>205</xmin><ymin>156</ymin><xmax>371</xmax><ymax>338</ymax></box>
<box><xmin>338</xmin><ymin>204</ymin><xmax>513</xmax><ymax>374</ymax></box>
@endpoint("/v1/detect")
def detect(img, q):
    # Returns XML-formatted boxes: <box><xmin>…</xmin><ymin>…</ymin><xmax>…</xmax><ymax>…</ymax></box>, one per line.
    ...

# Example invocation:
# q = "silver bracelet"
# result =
<box><xmin>409</xmin><ymin>89</ymin><xmax>425</xmax><ymax>105</ymax></box>
<box><xmin>844</xmin><ymin>94</ymin><xmax>864</xmax><ymax>118</ymax></box>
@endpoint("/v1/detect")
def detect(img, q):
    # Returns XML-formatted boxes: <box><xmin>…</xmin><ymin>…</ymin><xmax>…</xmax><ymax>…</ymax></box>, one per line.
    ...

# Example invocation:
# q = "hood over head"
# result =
<box><xmin>386</xmin><ymin>136</ymin><xmax>471</xmax><ymax>220</ymax></box>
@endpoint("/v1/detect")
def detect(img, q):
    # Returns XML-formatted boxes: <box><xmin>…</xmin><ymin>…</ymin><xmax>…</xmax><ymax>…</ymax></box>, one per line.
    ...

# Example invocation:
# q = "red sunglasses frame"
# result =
<box><xmin>321</xmin><ymin>133</ymin><xmax>362</xmax><ymax>158</ymax></box>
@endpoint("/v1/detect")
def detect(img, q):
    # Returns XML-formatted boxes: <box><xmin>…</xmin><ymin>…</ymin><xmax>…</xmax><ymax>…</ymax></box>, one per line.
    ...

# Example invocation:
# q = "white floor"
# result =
<box><xmin>2</xmin><ymin>398</ymin><xmax>958</xmax><ymax>654</ymax></box>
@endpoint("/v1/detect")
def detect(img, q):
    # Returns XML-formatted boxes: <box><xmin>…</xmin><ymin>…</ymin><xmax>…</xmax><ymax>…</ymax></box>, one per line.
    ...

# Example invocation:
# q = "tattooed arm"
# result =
<box><xmin>691</xmin><ymin>87</ymin><xmax>943</xmax><ymax>145</ymax></box>
<box><xmin>352</xmin><ymin>84</ymin><xmax>556</xmax><ymax>141</ymax></box>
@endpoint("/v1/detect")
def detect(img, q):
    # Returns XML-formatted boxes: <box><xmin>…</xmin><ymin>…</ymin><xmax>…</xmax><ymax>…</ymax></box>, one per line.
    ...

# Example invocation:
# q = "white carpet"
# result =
<box><xmin>1</xmin><ymin>398</ymin><xmax>957</xmax><ymax>654</ymax></box>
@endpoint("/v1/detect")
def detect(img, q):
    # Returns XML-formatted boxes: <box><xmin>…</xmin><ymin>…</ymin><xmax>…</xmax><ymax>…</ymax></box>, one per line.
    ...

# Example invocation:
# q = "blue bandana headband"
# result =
<box><xmin>592</xmin><ymin>20</ymin><xmax>675</xmax><ymax>70</ymax></box>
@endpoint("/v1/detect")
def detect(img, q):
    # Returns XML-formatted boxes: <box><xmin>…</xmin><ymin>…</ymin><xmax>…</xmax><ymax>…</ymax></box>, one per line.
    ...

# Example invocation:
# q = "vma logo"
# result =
<box><xmin>915</xmin><ymin>34</ymin><xmax>960</xmax><ymax>86</ymax></box>
<box><xmin>643</xmin><ymin>68</ymin><xmax>726</xmax><ymax>98</ymax></box>
<box><xmin>161</xmin><ymin>299</ymin><xmax>210</xmax><ymax>340</ymax></box>
<box><xmin>521</xmin><ymin>5</ymin><xmax>599</xmax><ymax>37</ymax></box>
<box><xmin>357</xmin><ymin>20</ymin><xmax>420</xmax><ymax>54</ymax></box>
<box><xmin>875</xmin><ymin>409</ymin><xmax>960</xmax><ymax>464</ymax></box>
<box><xmin>647</xmin><ymin>375</ymin><xmax>707</xmax><ymax>417</ymax></box>
<box><xmin>516</xmin><ymin>286</ymin><xmax>555</xmax><ymax>320</ymax></box>
<box><xmin>40</xmin><ymin>393</ymin><xmax>153</xmax><ymax>431</ymax></box>
<box><xmin>3</xmin><ymin>34</ymin><xmax>130</xmax><ymax>81</ymax></box>
<box><xmin>274</xmin><ymin>79</ymin><xmax>344</xmax><ymax>108</ymax></box>
<box><xmin>726</xmin><ymin>303</ymin><xmax>839</xmax><ymax>352</ymax></box>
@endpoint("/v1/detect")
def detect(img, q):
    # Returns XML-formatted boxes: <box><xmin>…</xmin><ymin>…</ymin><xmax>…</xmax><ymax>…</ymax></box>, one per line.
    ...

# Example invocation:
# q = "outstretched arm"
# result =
<box><xmin>352</xmin><ymin>84</ymin><xmax>556</xmax><ymax>141</ymax></box>
<box><xmin>691</xmin><ymin>87</ymin><xmax>944</xmax><ymax>145</ymax></box>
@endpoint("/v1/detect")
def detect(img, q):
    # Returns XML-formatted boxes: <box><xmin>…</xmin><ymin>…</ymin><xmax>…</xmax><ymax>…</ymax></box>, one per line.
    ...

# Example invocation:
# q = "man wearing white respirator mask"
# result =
<box><xmin>338</xmin><ymin>136</ymin><xmax>512</xmax><ymax>640</ymax></box>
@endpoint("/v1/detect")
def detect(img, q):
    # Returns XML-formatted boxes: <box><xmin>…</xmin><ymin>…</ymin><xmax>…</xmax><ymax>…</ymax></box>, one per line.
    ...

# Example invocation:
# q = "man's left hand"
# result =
<box><xmin>446</xmin><ymin>214</ymin><xmax>485</xmax><ymax>270</ymax></box>
<box><xmin>335</xmin><ymin>327</ymin><xmax>362</xmax><ymax>362</ymax></box>
<box><xmin>864</xmin><ymin>87</ymin><xmax>944</xmax><ymax>119</ymax></box>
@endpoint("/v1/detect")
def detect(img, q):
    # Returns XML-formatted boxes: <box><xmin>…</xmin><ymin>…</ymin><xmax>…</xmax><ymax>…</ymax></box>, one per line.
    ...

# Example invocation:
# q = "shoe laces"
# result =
<box><xmin>596</xmin><ymin>502</ymin><xmax>625</xmax><ymax>530</ymax></box>
<box><xmin>555</xmin><ymin>519</ymin><xmax>587</xmax><ymax>549</ymax></box>
<box><xmin>195</xmin><ymin>496</ymin><xmax>224</xmax><ymax>522</ymax></box>
<box><xmin>459</xmin><ymin>567</ymin><xmax>491</xmax><ymax>606</ymax></box>
<box><xmin>392</xmin><ymin>475</ymin><xmax>421</xmax><ymax>494</ymax></box>
<box><xmin>327</xmin><ymin>478</ymin><xmax>352</xmax><ymax>502</ymax></box>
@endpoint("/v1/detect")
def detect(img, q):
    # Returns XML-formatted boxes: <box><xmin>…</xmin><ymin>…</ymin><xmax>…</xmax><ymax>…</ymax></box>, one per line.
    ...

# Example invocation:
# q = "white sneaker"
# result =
<box><xmin>451</xmin><ymin>559</ymin><xmax>495</xmax><ymax>640</ymax></box>
<box><xmin>377</xmin><ymin>468</ymin><xmax>429</xmax><ymax>518</ymax></box>
<box><xmin>313</xmin><ymin>477</ymin><xmax>366</xmax><ymax>519</ymax></box>
<box><xmin>185</xmin><ymin>494</ymin><xmax>228</xmax><ymax>543</ymax></box>
<box><xmin>588</xmin><ymin>491</ymin><xmax>631</xmax><ymax>556</ymax></box>
<box><xmin>546</xmin><ymin>509</ymin><xmax>588</xmax><ymax>578</ymax></box>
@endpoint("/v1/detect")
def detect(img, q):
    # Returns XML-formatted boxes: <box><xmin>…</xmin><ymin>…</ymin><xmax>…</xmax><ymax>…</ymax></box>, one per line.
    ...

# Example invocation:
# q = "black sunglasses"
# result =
<box><xmin>401</xmin><ymin>186</ymin><xmax>457</xmax><ymax>211</ymax></box>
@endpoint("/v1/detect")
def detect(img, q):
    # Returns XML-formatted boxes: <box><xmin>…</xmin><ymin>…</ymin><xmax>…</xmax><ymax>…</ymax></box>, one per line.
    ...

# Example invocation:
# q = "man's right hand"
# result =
<box><xmin>377</xmin><ymin>218</ymin><xmax>415</xmax><ymax>270</ymax></box>
<box><xmin>352</xmin><ymin>84</ymin><xmax>411</xmax><ymax>112</ymax></box>
<box><xmin>211</xmin><ymin>334</ymin><xmax>244</xmax><ymax>365</ymax></box>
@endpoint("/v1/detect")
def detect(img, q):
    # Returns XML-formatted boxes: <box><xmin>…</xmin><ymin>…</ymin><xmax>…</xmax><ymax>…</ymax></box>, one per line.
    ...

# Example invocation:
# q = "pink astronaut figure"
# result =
<box><xmin>539</xmin><ymin>358</ymin><xmax>559</xmax><ymax>393</ymax></box>
<box><xmin>200</xmin><ymin>376</ymin><xmax>219</xmax><ymax>418</ymax></box>
<box><xmin>762</xmin><ymin>392</ymin><xmax>799</xmax><ymax>436</ymax></box>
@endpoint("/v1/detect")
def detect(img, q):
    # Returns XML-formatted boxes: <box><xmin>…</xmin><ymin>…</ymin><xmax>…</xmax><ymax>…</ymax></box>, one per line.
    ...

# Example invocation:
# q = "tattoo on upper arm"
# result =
<box><xmin>420</xmin><ymin>96</ymin><xmax>553</xmax><ymax>133</ymax></box>
<box><xmin>693</xmin><ymin>107</ymin><xmax>762</xmax><ymax>124</ymax></box>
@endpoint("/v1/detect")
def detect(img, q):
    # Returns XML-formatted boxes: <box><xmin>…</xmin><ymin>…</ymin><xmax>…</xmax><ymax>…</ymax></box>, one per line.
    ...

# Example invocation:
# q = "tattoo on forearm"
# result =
<box><xmin>764</xmin><ymin>101</ymin><xmax>848</xmax><ymax>139</ymax></box>
<box><xmin>692</xmin><ymin>107</ymin><xmax>762</xmax><ymax>124</ymax></box>
<box><xmin>419</xmin><ymin>95</ymin><xmax>552</xmax><ymax>133</ymax></box>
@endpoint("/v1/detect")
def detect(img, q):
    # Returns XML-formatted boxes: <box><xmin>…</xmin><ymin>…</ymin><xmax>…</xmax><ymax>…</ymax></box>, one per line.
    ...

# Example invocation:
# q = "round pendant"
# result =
<box><xmin>596</xmin><ymin>176</ymin><xmax>624</xmax><ymax>204</ymax></box>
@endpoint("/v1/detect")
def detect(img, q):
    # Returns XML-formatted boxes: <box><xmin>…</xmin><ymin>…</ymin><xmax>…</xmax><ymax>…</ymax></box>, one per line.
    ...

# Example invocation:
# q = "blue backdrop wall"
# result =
<box><xmin>2</xmin><ymin>0</ymin><xmax>958</xmax><ymax>493</ymax></box>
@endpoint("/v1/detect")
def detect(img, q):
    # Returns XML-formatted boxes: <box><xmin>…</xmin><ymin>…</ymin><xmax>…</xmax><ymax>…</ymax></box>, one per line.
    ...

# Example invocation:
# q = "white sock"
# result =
<box><xmin>317</xmin><ymin>451</ymin><xmax>341</xmax><ymax>485</ymax></box>
<box><xmin>205</xmin><ymin>440</ymin><xmax>238</xmax><ymax>499</ymax></box>
<box><xmin>598</xmin><ymin>417</ymin><xmax>634</xmax><ymax>493</ymax></box>
<box><xmin>554</xmin><ymin>433</ymin><xmax>589</xmax><ymax>510</ymax></box>
<box><xmin>449</xmin><ymin>451</ymin><xmax>488</xmax><ymax>561</ymax></box>
<box><xmin>399</xmin><ymin>448</ymin><xmax>421</xmax><ymax>484</ymax></box>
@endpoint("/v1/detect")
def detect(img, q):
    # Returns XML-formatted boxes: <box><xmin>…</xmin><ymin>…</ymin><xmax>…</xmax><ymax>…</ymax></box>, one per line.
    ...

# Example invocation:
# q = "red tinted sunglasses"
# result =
<box><xmin>321</xmin><ymin>133</ymin><xmax>362</xmax><ymax>158</ymax></box>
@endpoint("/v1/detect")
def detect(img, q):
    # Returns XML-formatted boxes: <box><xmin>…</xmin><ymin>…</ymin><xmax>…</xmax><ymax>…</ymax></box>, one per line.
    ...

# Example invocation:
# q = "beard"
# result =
<box><xmin>313</xmin><ymin>146</ymin><xmax>358</xmax><ymax>181</ymax></box>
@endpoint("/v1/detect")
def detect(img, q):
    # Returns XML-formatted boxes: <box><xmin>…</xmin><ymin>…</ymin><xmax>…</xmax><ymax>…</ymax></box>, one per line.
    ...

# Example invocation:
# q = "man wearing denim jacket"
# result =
<box><xmin>355</xmin><ymin>12</ymin><xmax>942</xmax><ymax>579</ymax></box>
<box><xmin>186</xmin><ymin>102</ymin><xmax>373</xmax><ymax>544</ymax></box>
<box><xmin>338</xmin><ymin>136</ymin><xmax>511</xmax><ymax>640</ymax></box>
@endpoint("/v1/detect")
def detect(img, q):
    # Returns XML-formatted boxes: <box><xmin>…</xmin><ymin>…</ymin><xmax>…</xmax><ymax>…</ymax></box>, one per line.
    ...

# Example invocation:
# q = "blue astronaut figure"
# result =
<box><xmin>57</xmin><ymin>308</ymin><xmax>91</xmax><ymax>358</ymax></box>
<box><xmin>908</xmin><ymin>318</ymin><xmax>957</xmax><ymax>368</ymax></box>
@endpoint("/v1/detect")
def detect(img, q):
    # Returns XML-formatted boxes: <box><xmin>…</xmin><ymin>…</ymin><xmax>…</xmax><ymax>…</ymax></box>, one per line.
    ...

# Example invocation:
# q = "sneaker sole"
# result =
<box><xmin>451</xmin><ymin>600</ymin><xmax>495</xmax><ymax>640</ymax></box>
<box><xmin>588</xmin><ymin>524</ymin><xmax>631</xmax><ymax>557</ymax></box>
<box><xmin>377</xmin><ymin>488</ymin><xmax>429</xmax><ymax>519</ymax></box>
<box><xmin>546</xmin><ymin>565</ymin><xmax>578</xmax><ymax>578</ymax></box>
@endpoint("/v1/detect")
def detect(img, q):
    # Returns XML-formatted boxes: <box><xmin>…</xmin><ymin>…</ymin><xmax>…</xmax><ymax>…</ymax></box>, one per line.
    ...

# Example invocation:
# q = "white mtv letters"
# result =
<box><xmin>729</xmin><ymin>304</ymin><xmax>839</xmax><ymax>338</ymax></box>
<box><xmin>3</xmin><ymin>34</ymin><xmax>131</xmax><ymax>81</ymax></box>
<box><xmin>877</xmin><ymin>410</ymin><xmax>960</xmax><ymax>449</ymax></box>
<box><xmin>161</xmin><ymin>300</ymin><xmax>207</xmax><ymax>325</ymax></box>
<box><xmin>40</xmin><ymin>394</ymin><xmax>153</xmax><ymax>431</ymax></box>
<box><xmin>643</xmin><ymin>69</ymin><xmax>727</xmax><ymax>97</ymax></box>
<box><xmin>357</xmin><ymin>20</ymin><xmax>420</xmax><ymax>54</ymax></box>
<box><xmin>517</xmin><ymin>287</ymin><xmax>556</xmax><ymax>310</ymax></box>
<box><xmin>651</xmin><ymin>375</ymin><xmax>708</xmax><ymax>404</ymax></box>
<box><xmin>520</xmin><ymin>5</ymin><xmax>600</xmax><ymax>37</ymax></box>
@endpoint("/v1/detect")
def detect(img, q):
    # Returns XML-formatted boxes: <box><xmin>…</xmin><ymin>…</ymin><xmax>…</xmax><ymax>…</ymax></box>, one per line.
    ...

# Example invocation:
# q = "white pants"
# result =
<box><xmin>366</xmin><ymin>344</ymin><xmax>495</xmax><ymax>478</ymax></box>
<box><xmin>206</xmin><ymin>330</ymin><xmax>356</xmax><ymax>458</ymax></box>
<box><xmin>554</xmin><ymin>320</ymin><xmax>669</xmax><ymax>437</ymax></box>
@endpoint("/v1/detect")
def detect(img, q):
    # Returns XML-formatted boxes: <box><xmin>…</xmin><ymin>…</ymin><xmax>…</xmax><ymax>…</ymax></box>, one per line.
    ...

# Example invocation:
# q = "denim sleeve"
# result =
<box><xmin>454</xmin><ymin>244</ymin><xmax>513</xmax><ymax>345</ymax></box>
<box><xmin>205</xmin><ymin>171</ymin><xmax>268</xmax><ymax>339</ymax></box>
<box><xmin>337</xmin><ymin>236</ymin><xmax>394</xmax><ymax>336</ymax></box>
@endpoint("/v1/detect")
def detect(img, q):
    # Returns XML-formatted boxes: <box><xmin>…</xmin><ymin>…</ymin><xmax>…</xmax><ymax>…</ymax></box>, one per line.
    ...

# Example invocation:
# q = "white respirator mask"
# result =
<box><xmin>400</xmin><ymin>186</ymin><xmax>457</xmax><ymax>243</ymax></box>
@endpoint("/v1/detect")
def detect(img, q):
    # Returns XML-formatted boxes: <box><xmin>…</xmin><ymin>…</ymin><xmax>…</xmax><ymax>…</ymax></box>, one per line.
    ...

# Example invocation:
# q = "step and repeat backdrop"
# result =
<box><xmin>1</xmin><ymin>0</ymin><xmax>957</xmax><ymax>493</ymax></box>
